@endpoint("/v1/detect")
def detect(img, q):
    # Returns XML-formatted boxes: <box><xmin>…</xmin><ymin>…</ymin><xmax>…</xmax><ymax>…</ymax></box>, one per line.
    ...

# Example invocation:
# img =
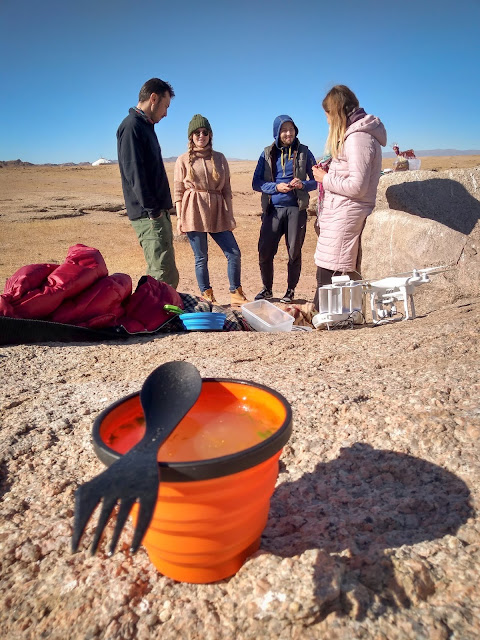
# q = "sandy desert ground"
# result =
<box><xmin>1</xmin><ymin>154</ymin><xmax>480</xmax><ymax>298</ymax></box>
<box><xmin>0</xmin><ymin>158</ymin><xmax>479</xmax><ymax>639</ymax></box>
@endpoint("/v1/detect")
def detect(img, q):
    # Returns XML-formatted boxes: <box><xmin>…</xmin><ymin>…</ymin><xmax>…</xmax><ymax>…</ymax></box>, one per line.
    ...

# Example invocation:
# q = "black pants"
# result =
<box><xmin>313</xmin><ymin>267</ymin><xmax>363</xmax><ymax>310</ymax></box>
<box><xmin>258</xmin><ymin>206</ymin><xmax>307</xmax><ymax>290</ymax></box>
<box><xmin>313</xmin><ymin>231</ymin><xmax>365</xmax><ymax>309</ymax></box>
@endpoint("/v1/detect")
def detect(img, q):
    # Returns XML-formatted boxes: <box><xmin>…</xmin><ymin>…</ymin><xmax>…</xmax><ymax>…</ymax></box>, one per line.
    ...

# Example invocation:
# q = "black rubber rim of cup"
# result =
<box><xmin>92</xmin><ymin>378</ymin><xmax>292</xmax><ymax>482</ymax></box>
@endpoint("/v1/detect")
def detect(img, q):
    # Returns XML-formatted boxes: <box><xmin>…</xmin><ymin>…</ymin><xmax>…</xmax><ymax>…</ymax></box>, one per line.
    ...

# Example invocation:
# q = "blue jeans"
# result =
<box><xmin>187</xmin><ymin>230</ymin><xmax>241</xmax><ymax>292</ymax></box>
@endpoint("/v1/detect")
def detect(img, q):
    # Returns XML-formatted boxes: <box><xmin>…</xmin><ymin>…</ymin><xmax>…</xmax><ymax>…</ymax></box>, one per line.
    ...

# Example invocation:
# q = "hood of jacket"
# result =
<box><xmin>273</xmin><ymin>115</ymin><xmax>299</xmax><ymax>148</ymax></box>
<box><xmin>345</xmin><ymin>113</ymin><xmax>387</xmax><ymax>147</ymax></box>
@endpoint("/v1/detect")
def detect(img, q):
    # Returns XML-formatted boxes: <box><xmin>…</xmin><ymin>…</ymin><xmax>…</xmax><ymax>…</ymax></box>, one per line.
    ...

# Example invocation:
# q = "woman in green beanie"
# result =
<box><xmin>174</xmin><ymin>115</ymin><xmax>249</xmax><ymax>305</ymax></box>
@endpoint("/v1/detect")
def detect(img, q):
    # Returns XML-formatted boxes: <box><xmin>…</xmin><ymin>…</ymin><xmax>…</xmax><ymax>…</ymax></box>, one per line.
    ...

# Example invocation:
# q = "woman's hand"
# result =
<box><xmin>312</xmin><ymin>165</ymin><xmax>327</xmax><ymax>183</ymax></box>
<box><xmin>277</xmin><ymin>182</ymin><xmax>294</xmax><ymax>193</ymax></box>
<box><xmin>175</xmin><ymin>203</ymin><xmax>184</xmax><ymax>234</ymax></box>
<box><xmin>289</xmin><ymin>178</ymin><xmax>303</xmax><ymax>190</ymax></box>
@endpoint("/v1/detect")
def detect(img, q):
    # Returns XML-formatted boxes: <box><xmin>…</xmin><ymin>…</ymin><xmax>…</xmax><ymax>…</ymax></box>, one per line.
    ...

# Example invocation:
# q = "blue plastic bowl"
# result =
<box><xmin>180</xmin><ymin>312</ymin><xmax>226</xmax><ymax>331</ymax></box>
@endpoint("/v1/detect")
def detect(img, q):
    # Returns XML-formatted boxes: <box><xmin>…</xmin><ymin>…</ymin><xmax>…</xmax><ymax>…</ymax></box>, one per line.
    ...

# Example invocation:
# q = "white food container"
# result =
<box><xmin>407</xmin><ymin>158</ymin><xmax>421</xmax><ymax>170</ymax></box>
<box><xmin>241</xmin><ymin>300</ymin><xmax>294</xmax><ymax>332</ymax></box>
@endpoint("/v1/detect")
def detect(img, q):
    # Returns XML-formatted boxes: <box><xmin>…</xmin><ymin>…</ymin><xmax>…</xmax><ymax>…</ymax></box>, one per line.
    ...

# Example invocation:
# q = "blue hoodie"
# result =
<box><xmin>252</xmin><ymin>115</ymin><xmax>317</xmax><ymax>209</ymax></box>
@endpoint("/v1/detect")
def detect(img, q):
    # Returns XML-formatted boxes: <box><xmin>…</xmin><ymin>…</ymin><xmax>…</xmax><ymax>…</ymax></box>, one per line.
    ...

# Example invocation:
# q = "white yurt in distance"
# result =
<box><xmin>92</xmin><ymin>157</ymin><xmax>113</xmax><ymax>166</ymax></box>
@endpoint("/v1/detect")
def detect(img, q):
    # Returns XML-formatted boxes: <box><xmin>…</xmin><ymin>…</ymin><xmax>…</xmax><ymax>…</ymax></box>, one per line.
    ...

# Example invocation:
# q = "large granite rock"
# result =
<box><xmin>2</xmin><ymin>302</ymin><xmax>480</xmax><ymax>639</ymax></box>
<box><xmin>361</xmin><ymin>167</ymin><xmax>480</xmax><ymax>308</ymax></box>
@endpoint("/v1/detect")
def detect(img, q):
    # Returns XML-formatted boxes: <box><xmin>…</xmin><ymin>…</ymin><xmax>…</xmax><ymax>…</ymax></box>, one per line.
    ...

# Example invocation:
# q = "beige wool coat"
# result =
<box><xmin>174</xmin><ymin>148</ymin><xmax>236</xmax><ymax>233</ymax></box>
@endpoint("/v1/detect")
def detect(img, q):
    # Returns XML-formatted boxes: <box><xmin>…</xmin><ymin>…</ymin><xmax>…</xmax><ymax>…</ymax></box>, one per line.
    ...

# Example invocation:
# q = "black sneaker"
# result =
<box><xmin>280</xmin><ymin>289</ymin><xmax>295</xmax><ymax>303</ymax></box>
<box><xmin>255</xmin><ymin>287</ymin><xmax>273</xmax><ymax>300</ymax></box>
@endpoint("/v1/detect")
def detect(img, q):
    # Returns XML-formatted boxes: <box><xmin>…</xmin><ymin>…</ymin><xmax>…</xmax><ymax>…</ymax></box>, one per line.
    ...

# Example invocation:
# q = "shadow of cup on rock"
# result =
<box><xmin>385</xmin><ymin>178</ymin><xmax>480</xmax><ymax>234</ymax></box>
<box><xmin>262</xmin><ymin>443</ymin><xmax>474</xmax><ymax>622</ymax></box>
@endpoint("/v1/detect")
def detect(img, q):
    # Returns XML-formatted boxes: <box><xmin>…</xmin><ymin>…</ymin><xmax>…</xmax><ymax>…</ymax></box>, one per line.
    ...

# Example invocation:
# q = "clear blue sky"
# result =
<box><xmin>1</xmin><ymin>0</ymin><xmax>479</xmax><ymax>164</ymax></box>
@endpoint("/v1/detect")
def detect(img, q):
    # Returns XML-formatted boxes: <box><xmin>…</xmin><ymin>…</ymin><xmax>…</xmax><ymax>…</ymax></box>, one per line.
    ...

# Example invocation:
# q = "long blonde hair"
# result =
<box><xmin>187</xmin><ymin>136</ymin><xmax>220</xmax><ymax>183</ymax></box>
<box><xmin>322</xmin><ymin>85</ymin><xmax>359</xmax><ymax>159</ymax></box>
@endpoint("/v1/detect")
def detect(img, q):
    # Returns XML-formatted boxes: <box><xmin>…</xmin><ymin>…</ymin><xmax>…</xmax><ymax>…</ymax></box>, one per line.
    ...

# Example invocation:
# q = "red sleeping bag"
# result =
<box><xmin>0</xmin><ymin>244</ymin><xmax>183</xmax><ymax>332</ymax></box>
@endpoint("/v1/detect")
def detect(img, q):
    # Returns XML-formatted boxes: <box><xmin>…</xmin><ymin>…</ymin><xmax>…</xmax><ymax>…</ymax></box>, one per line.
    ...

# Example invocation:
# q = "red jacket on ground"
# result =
<box><xmin>0</xmin><ymin>244</ymin><xmax>183</xmax><ymax>332</ymax></box>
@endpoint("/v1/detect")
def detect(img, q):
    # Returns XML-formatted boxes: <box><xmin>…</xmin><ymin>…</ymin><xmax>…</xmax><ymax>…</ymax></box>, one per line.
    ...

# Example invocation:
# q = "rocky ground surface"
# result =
<box><xmin>1</xmin><ymin>297</ymin><xmax>479</xmax><ymax>639</ymax></box>
<box><xmin>1</xmin><ymin>160</ymin><xmax>480</xmax><ymax>638</ymax></box>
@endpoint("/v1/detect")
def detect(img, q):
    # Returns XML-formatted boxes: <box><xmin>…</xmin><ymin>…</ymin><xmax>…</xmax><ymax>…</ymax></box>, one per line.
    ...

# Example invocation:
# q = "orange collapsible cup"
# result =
<box><xmin>92</xmin><ymin>378</ymin><xmax>292</xmax><ymax>583</ymax></box>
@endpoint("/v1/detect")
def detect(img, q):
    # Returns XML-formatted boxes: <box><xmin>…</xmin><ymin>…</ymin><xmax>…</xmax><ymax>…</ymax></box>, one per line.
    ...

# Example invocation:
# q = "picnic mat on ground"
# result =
<box><xmin>0</xmin><ymin>293</ymin><xmax>250</xmax><ymax>346</ymax></box>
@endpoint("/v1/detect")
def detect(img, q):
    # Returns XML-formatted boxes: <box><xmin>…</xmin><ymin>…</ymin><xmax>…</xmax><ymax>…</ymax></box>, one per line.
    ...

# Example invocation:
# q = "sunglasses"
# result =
<box><xmin>193</xmin><ymin>129</ymin><xmax>209</xmax><ymax>137</ymax></box>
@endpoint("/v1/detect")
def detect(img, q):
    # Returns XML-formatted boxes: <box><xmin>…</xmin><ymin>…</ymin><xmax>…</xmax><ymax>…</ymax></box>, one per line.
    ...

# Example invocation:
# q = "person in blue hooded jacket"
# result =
<box><xmin>252</xmin><ymin>115</ymin><xmax>317</xmax><ymax>303</ymax></box>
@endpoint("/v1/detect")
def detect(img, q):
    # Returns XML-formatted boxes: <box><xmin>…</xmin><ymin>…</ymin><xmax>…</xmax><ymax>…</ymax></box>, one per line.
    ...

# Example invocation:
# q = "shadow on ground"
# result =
<box><xmin>0</xmin><ymin>461</ymin><xmax>13</xmax><ymax>500</ymax></box>
<box><xmin>263</xmin><ymin>443</ymin><xmax>474</xmax><ymax>621</ymax></box>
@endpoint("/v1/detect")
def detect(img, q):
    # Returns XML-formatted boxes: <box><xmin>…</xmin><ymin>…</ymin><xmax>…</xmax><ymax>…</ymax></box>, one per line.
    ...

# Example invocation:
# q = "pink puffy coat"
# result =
<box><xmin>314</xmin><ymin>114</ymin><xmax>387</xmax><ymax>272</ymax></box>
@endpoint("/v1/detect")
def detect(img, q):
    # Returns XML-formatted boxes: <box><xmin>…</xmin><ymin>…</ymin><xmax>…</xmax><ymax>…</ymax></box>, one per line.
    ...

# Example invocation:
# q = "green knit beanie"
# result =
<box><xmin>188</xmin><ymin>114</ymin><xmax>212</xmax><ymax>138</ymax></box>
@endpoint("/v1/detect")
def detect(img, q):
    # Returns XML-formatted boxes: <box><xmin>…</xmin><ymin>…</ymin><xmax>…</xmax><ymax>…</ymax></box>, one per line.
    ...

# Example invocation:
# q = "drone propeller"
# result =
<box><xmin>351</xmin><ymin>265</ymin><xmax>452</xmax><ymax>287</ymax></box>
<box><xmin>414</xmin><ymin>265</ymin><xmax>451</xmax><ymax>276</ymax></box>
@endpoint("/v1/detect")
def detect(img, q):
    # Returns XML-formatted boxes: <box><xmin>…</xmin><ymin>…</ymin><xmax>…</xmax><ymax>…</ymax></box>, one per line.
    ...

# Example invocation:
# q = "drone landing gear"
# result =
<box><xmin>371</xmin><ymin>287</ymin><xmax>417</xmax><ymax>324</ymax></box>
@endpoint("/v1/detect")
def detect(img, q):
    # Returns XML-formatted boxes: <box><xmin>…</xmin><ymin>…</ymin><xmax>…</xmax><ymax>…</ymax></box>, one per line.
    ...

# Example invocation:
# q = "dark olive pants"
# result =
<box><xmin>131</xmin><ymin>212</ymin><xmax>179</xmax><ymax>289</ymax></box>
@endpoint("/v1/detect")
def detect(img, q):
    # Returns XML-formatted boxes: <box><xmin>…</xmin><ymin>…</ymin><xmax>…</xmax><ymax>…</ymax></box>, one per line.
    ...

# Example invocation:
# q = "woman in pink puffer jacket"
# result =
<box><xmin>312</xmin><ymin>85</ymin><xmax>386</xmax><ymax>306</ymax></box>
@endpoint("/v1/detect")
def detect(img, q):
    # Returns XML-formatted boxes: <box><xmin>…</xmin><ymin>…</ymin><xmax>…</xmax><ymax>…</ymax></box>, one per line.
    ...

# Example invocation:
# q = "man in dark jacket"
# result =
<box><xmin>252</xmin><ymin>115</ymin><xmax>316</xmax><ymax>303</ymax></box>
<box><xmin>117</xmin><ymin>78</ymin><xmax>179</xmax><ymax>288</ymax></box>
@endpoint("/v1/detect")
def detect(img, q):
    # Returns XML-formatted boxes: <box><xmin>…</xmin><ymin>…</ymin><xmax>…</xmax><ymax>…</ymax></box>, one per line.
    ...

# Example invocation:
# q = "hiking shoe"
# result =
<box><xmin>254</xmin><ymin>287</ymin><xmax>273</xmax><ymax>300</ymax></box>
<box><xmin>280</xmin><ymin>289</ymin><xmax>295</xmax><ymax>303</ymax></box>
<box><xmin>230</xmin><ymin>286</ymin><xmax>249</xmax><ymax>306</ymax></box>
<box><xmin>201</xmin><ymin>288</ymin><xmax>217</xmax><ymax>303</ymax></box>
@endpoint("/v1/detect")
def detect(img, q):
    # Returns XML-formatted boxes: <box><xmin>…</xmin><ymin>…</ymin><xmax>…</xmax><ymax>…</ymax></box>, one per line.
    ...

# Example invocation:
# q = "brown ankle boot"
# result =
<box><xmin>230</xmin><ymin>286</ymin><xmax>249</xmax><ymax>306</ymax></box>
<box><xmin>201</xmin><ymin>288</ymin><xmax>217</xmax><ymax>303</ymax></box>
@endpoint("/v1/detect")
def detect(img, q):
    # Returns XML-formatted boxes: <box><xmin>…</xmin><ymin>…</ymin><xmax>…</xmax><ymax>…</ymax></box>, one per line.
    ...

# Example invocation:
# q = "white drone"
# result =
<box><xmin>312</xmin><ymin>266</ymin><xmax>449</xmax><ymax>329</ymax></box>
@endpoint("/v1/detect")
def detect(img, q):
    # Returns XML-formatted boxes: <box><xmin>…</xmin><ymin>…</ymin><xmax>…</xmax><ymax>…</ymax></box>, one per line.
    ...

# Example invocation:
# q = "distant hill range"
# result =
<box><xmin>1</xmin><ymin>157</ymin><xmax>241</xmax><ymax>166</ymax></box>
<box><xmin>0</xmin><ymin>159</ymin><xmax>96</xmax><ymax>167</ymax></box>
<box><xmin>382</xmin><ymin>149</ymin><xmax>480</xmax><ymax>158</ymax></box>
<box><xmin>2</xmin><ymin>150</ymin><xmax>480</xmax><ymax>167</ymax></box>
